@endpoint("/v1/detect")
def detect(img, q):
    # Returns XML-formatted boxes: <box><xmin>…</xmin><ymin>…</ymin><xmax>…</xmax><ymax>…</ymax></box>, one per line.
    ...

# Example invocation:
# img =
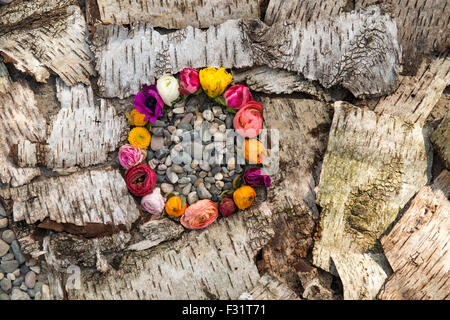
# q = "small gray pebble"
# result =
<box><xmin>10</xmin><ymin>240</ymin><xmax>25</xmax><ymax>265</ymax></box>
<box><xmin>25</xmin><ymin>271</ymin><xmax>36</xmax><ymax>289</ymax></box>
<box><xmin>0</xmin><ymin>293</ymin><xmax>9</xmax><ymax>300</ymax></box>
<box><xmin>12</xmin><ymin>276</ymin><xmax>23</xmax><ymax>287</ymax></box>
<box><xmin>0</xmin><ymin>278</ymin><xmax>11</xmax><ymax>292</ymax></box>
<box><xmin>1</xmin><ymin>230</ymin><xmax>15</xmax><ymax>244</ymax></box>
<box><xmin>0</xmin><ymin>260</ymin><xmax>19</xmax><ymax>273</ymax></box>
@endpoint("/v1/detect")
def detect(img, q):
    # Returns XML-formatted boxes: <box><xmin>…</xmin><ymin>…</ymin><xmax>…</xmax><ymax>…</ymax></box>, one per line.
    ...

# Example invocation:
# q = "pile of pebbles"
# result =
<box><xmin>0</xmin><ymin>204</ymin><xmax>50</xmax><ymax>300</ymax></box>
<box><xmin>141</xmin><ymin>94</ymin><xmax>247</xmax><ymax>205</ymax></box>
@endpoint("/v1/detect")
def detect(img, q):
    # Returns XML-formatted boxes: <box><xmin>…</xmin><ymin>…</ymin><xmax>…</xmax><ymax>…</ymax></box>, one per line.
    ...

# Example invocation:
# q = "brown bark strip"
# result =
<box><xmin>0</xmin><ymin>1</ymin><xmax>95</xmax><ymax>86</ymax></box>
<box><xmin>93</xmin><ymin>5</ymin><xmax>400</xmax><ymax>99</ymax></box>
<box><xmin>312</xmin><ymin>102</ymin><xmax>432</xmax><ymax>299</ymax></box>
<box><xmin>431</xmin><ymin>111</ymin><xmax>450</xmax><ymax>169</ymax></box>
<box><xmin>0</xmin><ymin>80</ymin><xmax>46</xmax><ymax>187</ymax></box>
<box><xmin>378</xmin><ymin>170</ymin><xmax>450</xmax><ymax>300</ymax></box>
<box><xmin>0</xmin><ymin>166</ymin><xmax>141</xmax><ymax>233</ymax></box>
<box><xmin>94</xmin><ymin>0</ymin><xmax>260</xmax><ymax>29</ymax></box>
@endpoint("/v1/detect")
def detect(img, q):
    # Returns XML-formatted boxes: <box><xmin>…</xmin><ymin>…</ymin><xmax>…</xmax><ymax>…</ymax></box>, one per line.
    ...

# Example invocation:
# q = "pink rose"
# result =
<box><xmin>179</xmin><ymin>68</ymin><xmax>200</xmax><ymax>95</ymax></box>
<box><xmin>233</xmin><ymin>101</ymin><xmax>263</xmax><ymax>138</ymax></box>
<box><xmin>180</xmin><ymin>200</ymin><xmax>218</xmax><ymax>230</ymax></box>
<box><xmin>223</xmin><ymin>85</ymin><xmax>253</xmax><ymax>110</ymax></box>
<box><xmin>118</xmin><ymin>144</ymin><xmax>146</xmax><ymax>169</ymax></box>
<box><xmin>141</xmin><ymin>188</ymin><xmax>166</xmax><ymax>215</ymax></box>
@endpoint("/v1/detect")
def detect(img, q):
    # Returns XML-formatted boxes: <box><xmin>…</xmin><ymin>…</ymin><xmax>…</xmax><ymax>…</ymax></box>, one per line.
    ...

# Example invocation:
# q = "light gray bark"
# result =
<box><xmin>431</xmin><ymin>111</ymin><xmax>450</xmax><ymax>169</ymax></box>
<box><xmin>239</xmin><ymin>274</ymin><xmax>299</xmax><ymax>300</ymax></box>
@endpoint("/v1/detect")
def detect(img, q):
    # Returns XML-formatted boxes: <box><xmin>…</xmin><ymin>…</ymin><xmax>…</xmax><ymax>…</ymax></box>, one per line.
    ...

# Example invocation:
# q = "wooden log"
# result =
<box><xmin>92</xmin><ymin>0</ymin><xmax>260</xmax><ymax>29</ymax></box>
<box><xmin>0</xmin><ymin>0</ymin><xmax>95</xmax><ymax>86</ymax></box>
<box><xmin>373</xmin><ymin>54</ymin><xmax>450</xmax><ymax>126</ymax></box>
<box><xmin>265</xmin><ymin>0</ymin><xmax>450</xmax><ymax>75</ymax></box>
<box><xmin>378</xmin><ymin>170</ymin><xmax>450</xmax><ymax>300</ymax></box>
<box><xmin>0</xmin><ymin>80</ymin><xmax>46</xmax><ymax>187</ymax></box>
<box><xmin>0</xmin><ymin>166</ymin><xmax>141</xmax><ymax>237</ymax></box>
<box><xmin>65</xmin><ymin>202</ymin><xmax>274</xmax><ymax>299</ymax></box>
<box><xmin>312</xmin><ymin>102</ymin><xmax>432</xmax><ymax>299</ymax></box>
<box><xmin>14</xmin><ymin>78</ymin><xmax>128</xmax><ymax>170</ymax></box>
<box><xmin>431</xmin><ymin>111</ymin><xmax>450</xmax><ymax>169</ymax></box>
<box><xmin>92</xmin><ymin>5</ymin><xmax>400</xmax><ymax>99</ymax></box>
<box><xmin>239</xmin><ymin>274</ymin><xmax>299</xmax><ymax>300</ymax></box>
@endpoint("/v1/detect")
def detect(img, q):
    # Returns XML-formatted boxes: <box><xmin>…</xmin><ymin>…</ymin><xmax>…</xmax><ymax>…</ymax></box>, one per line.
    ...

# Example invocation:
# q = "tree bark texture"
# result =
<box><xmin>312</xmin><ymin>102</ymin><xmax>433</xmax><ymax>299</ymax></box>
<box><xmin>92</xmin><ymin>5</ymin><xmax>400</xmax><ymax>99</ymax></box>
<box><xmin>378</xmin><ymin>170</ymin><xmax>450</xmax><ymax>300</ymax></box>
<box><xmin>431</xmin><ymin>111</ymin><xmax>450</xmax><ymax>169</ymax></box>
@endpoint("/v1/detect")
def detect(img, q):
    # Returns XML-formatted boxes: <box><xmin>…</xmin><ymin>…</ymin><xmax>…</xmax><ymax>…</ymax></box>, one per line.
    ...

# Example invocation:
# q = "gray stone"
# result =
<box><xmin>146</xmin><ymin>150</ymin><xmax>155</xmax><ymax>160</ymax></box>
<box><xmin>166</xmin><ymin>169</ymin><xmax>178</xmax><ymax>184</ymax></box>
<box><xmin>212</xmin><ymin>106</ymin><xmax>223</xmax><ymax>116</ymax></box>
<box><xmin>151</xmin><ymin>136</ymin><xmax>165</xmax><ymax>151</ymax></box>
<box><xmin>34</xmin><ymin>282</ymin><xmax>44</xmax><ymax>294</ymax></box>
<box><xmin>152</xmin><ymin>120</ymin><xmax>167</xmax><ymax>127</ymax></box>
<box><xmin>172</xmin><ymin>152</ymin><xmax>192</xmax><ymax>166</ymax></box>
<box><xmin>152</xmin><ymin>127</ymin><xmax>164</xmax><ymax>136</ymax></box>
<box><xmin>10</xmin><ymin>240</ymin><xmax>25</xmax><ymax>264</ymax></box>
<box><xmin>187</xmin><ymin>192</ymin><xmax>199</xmax><ymax>205</ymax></box>
<box><xmin>204</xmin><ymin>177</ymin><xmax>216</xmax><ymax>184</ymax></box>
<box><xmin>0</xmin><ymin>273</ymin><xmax>3</xmax><ymax>280</ymax></box>
<box><xmin>27</xmin><ymin>288</ymin><xmax>36</xmax><ymax>298</ymax></box>
<box><xmin>0</xmin><ymin>278</ymin><xmax>11</xmax><ymax>292</ymax></box>
<box><xmin>170</xmin><ymin>164</ymin><xmax>184</xmax><ymax>173</ymax></box>
<box><xmin>178</xmin><ymin>123</ymin><xmax>192</xmax><ymax>131</ymax></box>
<box><xmin>214</xmin><ymin>173</ymin><xmax>224</xmax><ymax>180</ymax></box>
<box><xmin>202</xmin><ymin>110</ymin><xmax>214</xmax><ymax>122</ymax></box>
<box><xmin>0</xmin><ymin>260</ymin><xmax>19</xmax><ymax>273</ymax></box>
<box><xmin>12</xmin><ymin>276</ymin><xmax>23</xmax><ymax>287</ymax></box>
<box><xmin>199</xmin><ymin>161</ymin><xmax>210</xmax><ymax>171</ymax></box>
<box><xmin>173</xmin><ymin>107</ymin><xmax>185</xmax><ymax>114</ymax></box>
<box><xmin>181</xmin><ymin>113</ymin><xmax>194</xmax><ymax>123</ymax></box>
<box><xmin>0</xmin><ymin>218</ymin><xmax>7</xmax><ymax>229</ymax></box>
<box><xmin>0</xmin><ymin>293</ymin><xmax>9</xmax><ymax>300</ymax></box>
<box><xmin>10</xmin><ymin>287</ymin><xmax>31</xmax><ymax>300</ymax></box>
<box><xmin>182</xmin><ymin>184</ymin><xmax>192</xmax><ymax>196</ymax></box>
<box><xmin>7</xmin><ymin>273</ymin><xmax>15</xmax><ymax>281</ymax></box>
<box><xmin>215</xmin><ymin>181</ymin><xmax>225</xmax><ymax>189</ymax></box>
<box><xmin>226</xmin><ymin>115</ymin><xmax>233</xmax><ymax>128</ymax></box>
<box><xmin>29</xmin><ymin>266</ymin><xmax>40</xmax><ymax>275</ymax></box>
<box><xmin>223</xmin><ymin>182</ymin><xmax>233</xmax><ymax>190</ymax></box>
<box><xmin>157</xmin><ymin>164</ymin><xmax>168</xmax><ymax>171</ymax></box>
<box><xmin>155</xmin><ymin>147</ymin><xmax>170</xmax><ymax>159</ymax></box>
<box><xmin>199</xmin><ymin>171</ymin><xmax>208</xmax><ymax>178</ymax></box>
<box><xmin>177</xmin><ymin>177</ymin><xmax>190</xmax><ymax>185</ymax></box>
<box><xmin>0</xmin><ymin>204</ymin><xmax>6</xmax><ymax>217</ymax></box>
<box><xmin>25</xmin><ymin>271</ymin><xmax>36</xmax><ymax>289</ymax></box>
<box><xmin>197</xmin><ymin>183</ymin><xmax>212</xmax><ymax>199</ymax></box>
<box><xmin>209</xmin><ymin>185</ymin><xmax>220</xmax><ymax>195</ymax></box>
<box><xmin>211</xmin><ymin>166</ymin><xmax>221</xmax><ymax>175</ymax></box>
<box><xmin>1</xmin><ymin>253</ymin><xmax>13</xmax><ymax>261</ymax></box>
<box><xmin>160</xmin><ymin>183</ymin><xmax>174</xmax><ymax>194</ymax></box>
<box><xmin>157</xmin><ymin>175</ymin><xmax>166</xmax><ymax>183</ymax></box>
<box><xmin>1</xmin><ymin>230</ymin><xmax>15</xmax><ymax>243</ymax></box>
<box><xmin>0</xmin><ymin>239</ymin><xmax>9</xmax><ymax>257</ymax></box>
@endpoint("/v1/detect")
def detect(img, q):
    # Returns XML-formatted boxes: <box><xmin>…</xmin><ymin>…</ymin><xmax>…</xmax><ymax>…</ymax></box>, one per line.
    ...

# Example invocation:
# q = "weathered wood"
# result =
<box><xmin>15</xmin><ymin>78</ymin><xmax>127</xmax><ymax>170</ymax></box>
<box><xmin>0</xmin><ymin>1</ymin><xmax>95</xmax><ymax>86</ymax></box>
<box><xmin>232</xmin><ymin>67</ymin><xmax>345</xmax><ymax>102</ymax></box>
<box><xmin>256</xmin><ymin>97</ymin><xmax>336</xmax><ymax>298</ymax></box>
<box><xmin>0</xmin><ymin>80</ymin><xmax>46</xmax><ymax>187</ymax></box>
<box><xmin>239</xmin><ymin>274</ymin><xmax>299</xmax><ymax>300</ymax></box>
<box><xmin>431</xmin><ymin>111</ymin><xmax>450</xmax><ymax>169</ymax></box>
<box><xmin>313</xmin><ymin>102</ymin><xmax>432</xmax><ymax>299</ymax></box>
<box><xmin>378</xmin><ymin>170</ymin><xmax>450</xmax><ymax>300</ymax></box>
<box><xmin>65</xmin><ymin>202</ymin><xmax>273</xmax><ymax>299</ymax></box>
<box><xmin>94</xmin><ymin>0</ymin><xmax>260</xmax><ymax>28</ymax></box>
<box><xmin>0</xmin><ymin>166</ymin><xmax>141</xmax><ymax>236</ymax></box>
<box><xmin>373</xmin><ymin>54</ymin><xmax>450</xmax><ymax>126</ymax></box>
<box><xmin>93</xmin><ymin>5</ymin><xmax>400</xmax><ymax>99</ymax></box>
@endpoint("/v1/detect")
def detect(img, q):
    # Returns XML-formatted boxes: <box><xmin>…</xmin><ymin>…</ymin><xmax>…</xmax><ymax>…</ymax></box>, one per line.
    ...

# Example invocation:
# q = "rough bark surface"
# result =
<box><xmin>15</xmin><ymin>78</ymin><xmax>127</xmax><ymax>170</ymax></box>
<box><xmin>239</xmin><ymin>274</ymin><xmax>299</xmax><ymax>300</ymax></box>
<box><xmin>93</xmin><ymin>5</ymin><xmax>400</xmax><ymax>99</ymax></box>
<box><xmin>0</xmin><ymin>166</ymin><xmax>141</xmax><ymax>236</ymax></box>
<box><xmin>431</xmin><ymin>111</ymin><xmax>450</xmax><ymax>169</ymax></box>
<box><xmin>378</xmin><ymin>170</ymin><xmax>450</xmax><ymax>300</ymax></box>
<box><xmin>94</xmin><ymin>0</ymin><xmax>260</xmax><ymax>28</ymax></box>
<box><xmin>312</xmin><ymin>102</ymin><xmax>432</xmax><ymax>299</ymax></box>
<box><xmin>0</xmin><ymin>60</ymin><xmax>11</xmax><ymax>93</ymax></box>
<box><xmin>373</xmin><ymin>54</ymin><xmax>450</xmax><ymax>126</ymax></box>
<box><xmin>0</xmin><ymin>0</ymin><xmax>95</xmax><ymax>86</ymax></box>
<box><xmin>0</xmin><ymin>80</ymin><xmax>46</xmax><ymax>187</ymax></box>
<box><xmin>64</xmin><ymin>202</ymin><xmax>273</xmax><ymax>299</ymax></box>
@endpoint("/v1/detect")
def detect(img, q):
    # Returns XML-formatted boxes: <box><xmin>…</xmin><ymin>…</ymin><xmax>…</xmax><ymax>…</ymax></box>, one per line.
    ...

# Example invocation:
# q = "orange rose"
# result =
<box><xmin>165</xmin><ymin>196</ymin><xmax>187</xmax><ymax>217</ymax></box>
<box><xmin>233</xmin><ymin>186</ymin><xmax>256</xmax><ymax>210</ymax></box>
<box><xmin>243</xmin><ymin>139</ymin><xmax>266</xmax><ymax>164</ymax></box>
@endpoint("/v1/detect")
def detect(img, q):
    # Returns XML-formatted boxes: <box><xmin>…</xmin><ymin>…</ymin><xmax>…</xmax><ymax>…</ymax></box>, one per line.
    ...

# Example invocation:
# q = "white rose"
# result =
<box><xmin>156</xmin><ymin>74</ymin><xmax>180</xmax><ymax>106</ymax></box>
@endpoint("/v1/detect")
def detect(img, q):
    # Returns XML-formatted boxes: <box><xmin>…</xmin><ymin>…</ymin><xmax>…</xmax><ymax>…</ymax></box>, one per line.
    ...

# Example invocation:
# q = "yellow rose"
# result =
<box><xmin>199</xmin><ymin>67</ymin><xmax>232</xmax><ymax>98</ymax></box>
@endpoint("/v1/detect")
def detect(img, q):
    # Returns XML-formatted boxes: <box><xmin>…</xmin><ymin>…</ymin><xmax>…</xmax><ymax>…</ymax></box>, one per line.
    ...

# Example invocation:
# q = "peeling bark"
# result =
<box><xmin>65</xmin><ymin>202</ymin><xmax>273</xmax><ymax>299</ymax></box>
<box><xmin>313</xmin><ymin>102</ymin><xmax>432</xmax><ymax>299</ymax></box>
<box><xmin>93</xmin><ymin>0</ymin><xmax>260</xmax><ymax>29</ymax></box>
<box><xmin>0</xmin><ymin>80</ymin><xmax>46</xmax><ymax>187</ymax></box>
<box><xmin>0</xmin><ymin>60</ymin><xmax>11</xmax><ymax>93</ymax></box>
<box><xmin>378</xmin><ymin>170</ymin><xmax>450</xmax><ymax>300</ymax></box>
<box><xmin>239</xmin><ymin>274</ymin><xmax>299</xmax><ymax>300</ymax></box>
<box><xmin>0</xmin><ymin>1</ymin><xmax>95</xmax><ymax>86</ymax></box>
<box><xmin>0</xmin><ymin>166</ymin><xmax>141</xmax><ymax>236</ymax></box>
<box><xmin>373</xmin><ymin>54</ymin><xmax>450</xmax><ymax>126</ymax></box>
<box><xmin>15</xmin><ymin>78</ymin><xmax>127</xmax><ymax>170</ymax></box>
<box><xmin>93</xmin><ymin>5</ymin><xmax>400</xmax><ymax>99</ymax></box>
<box><xmin>431</xmin><ymin>111</ymin><xmax>450</xmax><ymax>169</ymax></box>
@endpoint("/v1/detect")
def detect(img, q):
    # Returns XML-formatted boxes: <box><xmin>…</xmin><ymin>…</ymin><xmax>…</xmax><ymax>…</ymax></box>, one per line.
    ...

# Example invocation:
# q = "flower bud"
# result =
<box><xmin>156</xmin><ymin>74</ymin><xmax>180</xmax><ymax>106</ymax></box>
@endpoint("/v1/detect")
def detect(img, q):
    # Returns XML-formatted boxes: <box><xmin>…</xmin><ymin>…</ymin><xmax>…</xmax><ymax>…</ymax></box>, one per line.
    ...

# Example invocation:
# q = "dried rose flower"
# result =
<box><xmin>133</xmin><ymin>84</ymin><xmax>164</xmax><ymax>123</ymax></box>
<box><xmin>141</xmin><ymin>188</ymin><xmax>166</xmax><ymax>215</ymax></box>
<box><xmin>180</xmin><ymin>199</ymin><xmax>218</xmax><ymax>230</ymax></box>
<box><xmin>118</xmin><ymin>144</ymin><xmax>146</xmax><ymax>169</ymax></box>
<box><xmin>243</xmin><ymin>168</ymin><xmax>271</xmax><ymax>188</ymax></box>
<box><xmin>219</xmin><ymin>196</ymin><xmax>237</xmax><ymax>217</ymax></box>
<box><xmin>125</xmin><ymin>164</ymin><xmax>157</xmax><ymax>197</ymax></box>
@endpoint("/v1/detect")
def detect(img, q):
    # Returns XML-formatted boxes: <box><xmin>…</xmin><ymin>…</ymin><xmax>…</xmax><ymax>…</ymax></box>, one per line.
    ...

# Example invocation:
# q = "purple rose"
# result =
<box><xmin>243</xmin><ymin>168</ymin><xmax>271</xmax><ymax>187</ymax></box>
<box><xmin>133</xmin><ymin>84</ymin><xmax>164</xmax><ymax>123</ymax></box>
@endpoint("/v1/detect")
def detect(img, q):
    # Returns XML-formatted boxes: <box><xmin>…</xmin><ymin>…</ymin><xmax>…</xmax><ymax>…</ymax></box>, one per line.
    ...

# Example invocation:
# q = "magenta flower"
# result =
<box><xmin>243</xmin><ymin>168</ymin><xmax>271</xmax><ymax>187</ymax></box>
<box><xmin>179</xmin><ymin>68</ymin><xmax>200</xmax><ymax>95</ymax></box>
<box><xmin>118</xmin><ymin>144</ymin><xmax>146</xmax><ymax>169</ymax></box>
<box><xmin>223</xmin><ymin>85</ymin><xmax>253</xmax><ymax>110</ymax></box>
<box><xmin>133</xmin><ymin>84</ymin><xmax>164</xmax><ymax>123</ymax></box>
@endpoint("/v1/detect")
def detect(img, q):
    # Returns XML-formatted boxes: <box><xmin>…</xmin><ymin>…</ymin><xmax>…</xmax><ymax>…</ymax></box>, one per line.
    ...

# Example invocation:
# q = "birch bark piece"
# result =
<box><xmin>0</xmin><ymin>166</ymin><xmax>141</xmax><ymax>237</ymax></box>
<box><xmin>0</xmin><ymin>80</ymin><xmax>46</xmax><ymax>187</ymax></box>
<box><xmin>312</xmin><ymin>102</ymin><xmax>432</xmax><ymax>299</ymax></box>
<box><xmin>93</xmin><ymin>0</ymin><xmax>260</xmax><ymax>28</ymax></box>
<box><xmin>0</xmin><ymin>1</ymin><xmax>95</xmax><ymax>86</ymax></box>
<box><xmin>65</xmin><ymin>202</ymin><xmax>273</xmax><ymax>299</ymax></box>
<box><xmin>373</xmin><ymin>54</ymin><xmax>450</xmax><ymax>126</ymax></box>
<box><xmin>93</xmin><ymin>5</ymin><xmax>400</xmax><ymax>99</ymax></box>
<box><xmin>256</xmin><ymin>97</ymin><xmax>335</xmax><ymax>297</ymax></box>
<box><xmin>378</xmin><ymin>170</ymin><xmax>450</xmax><ymax>300</ymax></box>
<box><xmin>232</xmin><ymin>67</ymin><xmax>345</xmax><ymax>102</ymax></box>
<box><xmin>15</xmin><ymin>78</ymin><xmax>127</xmax><ymax>170</ymax></box>
<box><xmin>0</xmin><ymin>60</ymin><xmax>11</xmax><ymax>93</ymax></box>
<box><xmin>431</xmin><ymin>111</ymin><xmax>450</xmax><ymax>169</ymax></box>
<box><xmin>239</xmin><ymin>274</ymin><xmax>299</xmax><ymax>300</ymax></box>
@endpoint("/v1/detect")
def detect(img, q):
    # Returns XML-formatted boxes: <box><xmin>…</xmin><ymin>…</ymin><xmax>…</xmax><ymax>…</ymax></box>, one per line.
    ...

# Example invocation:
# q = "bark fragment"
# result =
<box><xmin>313</xmin><ymin>102</ymin><xmax>432</xmax><ymax>299</ymax></box>
<box><xmin>93</xmin><ymin>0</ymin><xmax>260</xmax><ymax>29</ymax></box>
<box><xmin>0</xmin><ymin>60</ymin><xmax>11</xmax><ymax>93</ymax></box>
<box><xmin>431</xmin><ymin>111</ymin><xmax>450</xmax><ymax>169</ymax></box>
<box><xmin>378</xmin><ymin>170</ymin><xmax>450</xmax><ymax>300</ymax></box>
<box><xmin>0</xmin><ymin>1</ymin><xmax>95</xmax><ymax>86</ymax></box>
<box><xmin>239</xmin><ymin>274</ymin><xmax>299</xmax><ymax>300</ymax></box>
